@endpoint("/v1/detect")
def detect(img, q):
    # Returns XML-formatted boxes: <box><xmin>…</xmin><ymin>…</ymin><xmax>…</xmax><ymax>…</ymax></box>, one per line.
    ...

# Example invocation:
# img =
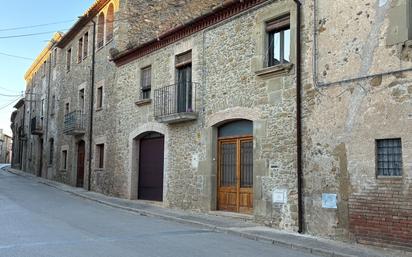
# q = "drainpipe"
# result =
<box><xmin>87</xmin><ymin>19</ymin><xmax>96</xmax><ymax>191</ymax></box>
<box><xmin>44</xmin><ymin>47</ymin><xmax>53</xmax><ymax>178</ymax></box>
<box><xmin>292</xmin><ymin>0</ymin><xmax>304</xmax><ymax>234</ymax></box>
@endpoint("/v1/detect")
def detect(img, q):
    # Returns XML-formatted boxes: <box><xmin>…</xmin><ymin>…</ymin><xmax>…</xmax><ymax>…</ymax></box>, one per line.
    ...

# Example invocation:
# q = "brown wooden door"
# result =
<box><xmin>76</xmin><ymin>141</ymin><xmax>85</xmax><ymax>187</ymax></box>
<box><xmin>218</xmin><ymin>137</ymin><xmax>253</xmax><ymax>214</ymax></box>
<box><xmin>138</xmin><ymin>135</ymin><xmax>164</xmax><ymax>201</ymax></box>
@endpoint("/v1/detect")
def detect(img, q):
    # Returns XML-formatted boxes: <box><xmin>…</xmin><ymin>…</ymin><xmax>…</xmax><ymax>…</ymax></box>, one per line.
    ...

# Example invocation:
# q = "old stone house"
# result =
<box><xmin>0</xmin><ymin>129</ymin><xmax>12</xmax><ymax>163</ymax></box>
<box><xmin>10</xmin><ymin>99</ymin><xmax>25</xmax><ymax>168</ymax></box>
<box><xmin>11</xmin><ymin>0</ymin><xmax>412</xmax><ymax>251</ymax></box>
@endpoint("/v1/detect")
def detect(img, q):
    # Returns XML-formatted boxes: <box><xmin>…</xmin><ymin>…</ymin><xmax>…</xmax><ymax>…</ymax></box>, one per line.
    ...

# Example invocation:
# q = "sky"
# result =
<box><xmin>0</xmin><ymin>0</ymin><xmax>95</xmax><ymax>136</ymax></box>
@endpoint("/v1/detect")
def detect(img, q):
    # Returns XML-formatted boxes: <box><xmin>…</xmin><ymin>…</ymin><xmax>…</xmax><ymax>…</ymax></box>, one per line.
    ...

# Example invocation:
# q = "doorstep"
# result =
<box><xmin>208</xmin><ymin>211</ymin><xmax>254</xmax><ymax>221</ymax></box>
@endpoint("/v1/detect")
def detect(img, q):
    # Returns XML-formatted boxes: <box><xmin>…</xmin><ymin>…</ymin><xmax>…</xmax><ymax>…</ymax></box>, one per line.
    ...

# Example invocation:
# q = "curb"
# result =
<box><xmin>5</xmin><ymin>168</ymin><xmax>393</xmax><ymax>257</ymax></box>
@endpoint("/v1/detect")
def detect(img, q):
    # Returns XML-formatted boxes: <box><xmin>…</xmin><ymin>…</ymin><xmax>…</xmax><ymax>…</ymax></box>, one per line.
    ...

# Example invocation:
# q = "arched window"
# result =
<box><xmin>97</xmin><ymin>12</ymin><xmax>105</xmax><ymax>48</ymax></box>
<box><xmin>106</xmin><ymin>4</ymin><xmax>114</xmax><ymax>42</ymax></box>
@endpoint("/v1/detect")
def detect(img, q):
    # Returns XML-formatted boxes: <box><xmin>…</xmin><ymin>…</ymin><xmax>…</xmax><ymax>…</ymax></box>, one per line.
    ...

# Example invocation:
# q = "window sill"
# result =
<box><xmin>377</xmin><ymin>175</ymin><xmax>403</xmax><ymax>180</ymax></box>
<box><xmin>95</xmin><ymin>107</ymin><xmax>103</xmax><ymax>112</ymax></box>
<box><xmin>135</xmin><ymin>98</ymin><xmax>152</xmax><ymax>106</ymax></box>
<box><xmin>94</xmin><ymin>168</ymin><xmax>105</xmax><ymax>172</ymax></box>
<box><xmin>59</xmin><ymin>169</ymin><xmax>67</xmax><ymax>173</ymax></box>
<box><xmin>255</xmin><ymin>63</ymin><xmax>293</xmax><ymax>77</ymax></box>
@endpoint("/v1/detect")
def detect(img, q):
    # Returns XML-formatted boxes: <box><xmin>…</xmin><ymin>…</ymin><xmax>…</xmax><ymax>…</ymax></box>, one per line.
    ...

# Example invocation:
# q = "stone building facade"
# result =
<box><xmin>0</xmin><ymin>129</ymin><xmax>12</xmax><ymax>163</ymax></box>
<box><xmin>10</xmin><ymin>99</ymin><xmax>25</xmax><ymax>168</ymax></box>
<box><xmin>10</xmin><ymin>0</ymin><xmax>412</xmax><ymax>251</ymax></box>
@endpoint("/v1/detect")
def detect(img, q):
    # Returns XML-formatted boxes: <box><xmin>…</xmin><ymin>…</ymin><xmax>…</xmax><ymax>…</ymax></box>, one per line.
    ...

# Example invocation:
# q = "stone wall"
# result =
<box><xmin>301</xmin><ymin>0</ymin><xmax>412</xmax><ymax>249</ymax></box>
<box><xmin>114</xmin><ymin>0</ymin><xmax>300</xmax><ymax>231</ymax></box>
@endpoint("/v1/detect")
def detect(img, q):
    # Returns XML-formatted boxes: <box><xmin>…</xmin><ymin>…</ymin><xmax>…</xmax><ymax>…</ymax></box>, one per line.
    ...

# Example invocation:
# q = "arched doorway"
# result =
<box><xmin>138</xmin><ymin>132</ymin><xmax>165</xmax><ymax>201</ymax></box>
<box><xmin>217</xmin><ymin>120</ymin><xmax>253</xmax><ymax>214</ymax></box>
<box><xmin>76</xmin><ymin>140</ymin><xmax>85</xmax><ymax>187</ymax></box>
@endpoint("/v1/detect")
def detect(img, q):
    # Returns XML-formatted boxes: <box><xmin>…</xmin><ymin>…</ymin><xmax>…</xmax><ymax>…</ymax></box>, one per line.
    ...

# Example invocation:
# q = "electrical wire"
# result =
<box><xmin>0</xmin><ymin>96</ymin><xmax>21</xmax><ymax>111</ymax></box>
<box><xmin>0</xmin><ymin>19</ymin><xmax>75</xmax><ymax>32</ymax></box>
<box><xmin>0</xmin><ymin>30</ymin><xmax>69</xmax><ymax>39</ymax></box>
<box><xmin>0</xmin><ymin>93</ymin><xmax>22</xmax><ymax>97</ymax></box>
<box><xmin>0</xmin><ymin>51</ymin><xmax>33</xmax><ymax>60</ymax></box>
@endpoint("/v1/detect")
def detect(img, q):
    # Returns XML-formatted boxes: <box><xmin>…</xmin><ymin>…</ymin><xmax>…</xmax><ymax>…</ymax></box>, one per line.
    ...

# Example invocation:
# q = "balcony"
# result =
<box><xmin>64</xmin><ymin>110</ymin><xmax>85</xmax><ymax>136</ymax></box>
<box><xmin>154</xmin><ymin>82</ymin><xmax>198</xmax><ymax>124</ymax></box>
<box><xmin>30</xmin><ymin>117</ymin><xmax>43</xmax><ymax>135</ymax></box>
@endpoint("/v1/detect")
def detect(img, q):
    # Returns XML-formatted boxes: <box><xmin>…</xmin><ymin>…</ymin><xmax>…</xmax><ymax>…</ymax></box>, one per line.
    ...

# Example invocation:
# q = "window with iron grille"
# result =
<box><xmin>266</xmin><ymin>14</ymin><xmax>290</xmax><ymax>67</ymax></box>
<box><xmin>376</xmin><ymin>138</ymin><xmax>403</xmax><ymax>177</ymax></box>
<box><xmin>140</xmin><ymin>66</ymin><xmax>151</xmax><ymax>100</ymax></box>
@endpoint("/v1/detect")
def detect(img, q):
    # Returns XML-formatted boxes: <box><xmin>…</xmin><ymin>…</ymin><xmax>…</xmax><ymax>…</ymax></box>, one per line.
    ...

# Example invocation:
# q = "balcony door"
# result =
<box><xmin>176</xmin><ymin>64</ymin><xmax>192</xmax><ymax>113</ymax></box>
<box><xmin>217</xmin><ymin>120</ymin><xmax>253</xmax><ymax>214</ymax></box>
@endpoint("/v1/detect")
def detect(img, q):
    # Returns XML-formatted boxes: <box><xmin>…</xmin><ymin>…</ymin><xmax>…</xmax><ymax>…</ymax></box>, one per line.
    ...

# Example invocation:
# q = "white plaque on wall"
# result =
<box><xmin>272</xmin><ymin>189</ymin><xmax>287</xmax><ymax>204</ymax></box>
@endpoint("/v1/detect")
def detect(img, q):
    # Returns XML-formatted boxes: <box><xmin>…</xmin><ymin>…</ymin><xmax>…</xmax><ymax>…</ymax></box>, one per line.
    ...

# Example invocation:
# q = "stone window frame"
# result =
<box><xmin>94</xmin><ymin>136</ymin><xmax>107</xmax><ymax>171</ymax></box>
<box><xmin>135</xmin><ymin>56</ymin><xmax>155</xmax><ymax>106</ymax></box>
<box><xmin>252</xmin><ymin>2</ymin><xmax>296</xmax><ymax>77</ymax></box>
<box><xmin>60</xmin><ymin>145</ymin><xmax>69</xmax><ymax>171</ymax></box>
<box><xmin>66</xmin><ymin>47</ymin><xmax>72</xmax><ymax>73</ymax></box>
<box><xmin>95</xmin><ymin>80</ymin><xmax>104</xmax><ymax>111</ymax></box>
<box><xmin>78</xmin><ymin>37</ymin><xmax>83</xmax><ymax>63</ymax></box>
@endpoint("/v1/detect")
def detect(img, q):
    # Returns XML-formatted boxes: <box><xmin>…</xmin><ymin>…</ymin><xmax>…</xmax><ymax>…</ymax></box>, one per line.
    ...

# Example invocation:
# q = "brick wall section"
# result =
<box><xmin>349</xmin><ymin>179</ymin><xmax>412</xmax><ymax>251</ymax></box>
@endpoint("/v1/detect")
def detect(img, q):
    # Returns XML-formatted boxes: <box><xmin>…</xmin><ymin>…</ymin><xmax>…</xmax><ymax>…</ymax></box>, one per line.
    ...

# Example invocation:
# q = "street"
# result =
<box><xmin>0</xmin><ymin>169</ymin><xmax>320</xmax><ymax>257</ymax></box>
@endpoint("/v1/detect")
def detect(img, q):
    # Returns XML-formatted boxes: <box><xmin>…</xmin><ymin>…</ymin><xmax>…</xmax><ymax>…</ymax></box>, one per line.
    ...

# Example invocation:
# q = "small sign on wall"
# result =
<box><xmin>322</xmin><ymin>193</ymin><xmax>337</xmax><ymax>209</ymax></box>
<box><xmin>272</xmin><ymin>189</ymin><xmax>287</xmax><ymax>204</ymax></box>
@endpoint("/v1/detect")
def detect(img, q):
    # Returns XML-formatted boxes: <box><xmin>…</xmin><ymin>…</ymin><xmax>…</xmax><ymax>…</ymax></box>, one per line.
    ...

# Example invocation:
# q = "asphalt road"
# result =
<box><xmin>0</xmin><ymin>169</ymin><xmax>320</xmax><ymax>257</ymax></box>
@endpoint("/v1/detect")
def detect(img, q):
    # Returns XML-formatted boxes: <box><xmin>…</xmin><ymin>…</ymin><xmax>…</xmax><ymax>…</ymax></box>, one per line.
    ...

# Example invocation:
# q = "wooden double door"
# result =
<box><xmin>218</xmin><ymin>137</ymin><xmax>253</xmax><ymax>214</ymax></box>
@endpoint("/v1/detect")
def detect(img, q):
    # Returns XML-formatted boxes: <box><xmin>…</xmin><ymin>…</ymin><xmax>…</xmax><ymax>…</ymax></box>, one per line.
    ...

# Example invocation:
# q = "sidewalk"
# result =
<box><xmin>7</xmin><ymin>168</ymin><xmax>412</xmax><ymax>257</ymax></box>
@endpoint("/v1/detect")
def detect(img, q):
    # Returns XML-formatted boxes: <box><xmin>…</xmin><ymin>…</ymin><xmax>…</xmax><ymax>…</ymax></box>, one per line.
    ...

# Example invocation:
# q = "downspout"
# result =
<box><xmin>292</xmin><ymin>0</ymin><xmax>304</xmax><ymax>234</ymax></box>
<box><xmin>44</xmin><ymin>49</ymin><xmax>53</xmax><ymax>178</ymax></box>
<box><xmin>88</xmin><ymin>19</ymin><xmax>96</xmax><ymax>191</ymax></box>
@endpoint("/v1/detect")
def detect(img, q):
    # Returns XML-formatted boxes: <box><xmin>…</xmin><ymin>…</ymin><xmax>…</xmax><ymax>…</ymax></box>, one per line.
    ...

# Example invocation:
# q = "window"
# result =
<box><xmin>66</xmin><ymin>48</ymin><xmax>72</xmax><ymax>72</ymax></box>
<box><xmin>96</xmin><ymin>144</ymin><xmax>104</xmax><ymax>169</ymax></box>
<box><xmin>266</xmin><ymin>14</ymin><xmax>290</xmax><ymax>67</ymax></box>
<box><xmin>106</xmin><ymin>4</ymin><xmax>114</xmax><ymax>42</ymax></box>
<box><xmin>96</xmin><ymin>87</ymin><xmax>103</xmax><ymax>109</ymax></box>
<box><xmin>78</xmin><ymin>37</ymin><xmax>83</xmax><ymax>63</ymax></box>
<box><xmin>51</xmin><ymin>95</ymin><xmax>56</xmax><ymax>115</ymax></box>
<box><xmin>65</xmin><ymin>102</ymin><xmax>70</xmax><ymax>115</ymax></box>
<box><xmin>41</xmin><ymin>99</ymin><xmax>45</xmax><ymax>118</ymax></box>
<box><xmin>376</xmin><ymin>138</ymin><xmax>403</xmax><ymax>177</ymax></box>
<box><xmin>141</xmin><ymin>66</ymin><xmax>151</xmax><ymax>99</ymax></box>
<box><xmin>49</xmin><ymin>139</ymin><xmax>54</xmax><ymax>165</ymax></box>
<box><xmin>42</xmin><ymin>60</ymin><xmax>47</xmax><ymax>77</ymax></box>
<box><xmin>62</xmin><ymin>150</ymin><xmax>67</xmax><ymax>170</ymax></box>
<box><xmin>83</xmin><ymin>32</ymin><xmax>89</xmax><ymax>58</ymax></box>
<box><xmin>79</xmin><ymin>89</ymin><xmax>85</xmax><ymax>112</ymax></box>
<box><xmin>53</xmin><ymin>48</ymin><xmax>58</xmax><ymax>67</ymax></box>
<box><xmin>97</xmin><ymin>13</ymin><xmax>105</xmax><ymax>48</ymax></box>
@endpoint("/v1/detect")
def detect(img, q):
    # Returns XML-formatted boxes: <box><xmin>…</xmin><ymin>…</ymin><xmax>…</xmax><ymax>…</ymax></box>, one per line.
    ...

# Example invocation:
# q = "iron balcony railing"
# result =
<box><xmin>154</xmin><ymin>82</ymin><xmax>197</xmax><ymax>118</ymax></box>
<box><xmin>64</xmin><ymin>110</ymin><xmax>85</xmax><ymax>135</ymax></box>
<box><xmin>30</xmin><ymin>117</ymin><xmax>43</xmax><ymax>135</ymax></box>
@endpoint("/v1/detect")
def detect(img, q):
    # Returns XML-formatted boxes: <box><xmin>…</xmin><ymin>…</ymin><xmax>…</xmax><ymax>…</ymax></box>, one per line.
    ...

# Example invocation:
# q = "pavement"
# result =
<box><xmin>5</xmin><ymin>168</ymin><xmax>412</xmax><ymax>257</ymax></box>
